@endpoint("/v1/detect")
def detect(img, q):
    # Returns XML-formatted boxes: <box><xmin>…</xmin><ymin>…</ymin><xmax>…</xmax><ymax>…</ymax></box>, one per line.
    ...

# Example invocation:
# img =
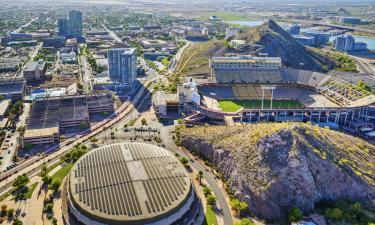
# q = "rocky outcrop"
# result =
<box><xmin>181</xmin><ymin>123</ymin><xmax>375</xmax><ymax>221</ymax></box>
<box><xmin>237</xmin><ymin>20</ymin><xmax>334</xmax><ymax>72</ymax></box>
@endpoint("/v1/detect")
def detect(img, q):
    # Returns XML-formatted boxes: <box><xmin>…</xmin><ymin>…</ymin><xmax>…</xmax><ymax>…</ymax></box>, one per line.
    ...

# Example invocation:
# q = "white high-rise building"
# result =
<box><xmin>108</xmin><ymin>48</ymin><xmax>137</xmax><ymax>85</ymax></box>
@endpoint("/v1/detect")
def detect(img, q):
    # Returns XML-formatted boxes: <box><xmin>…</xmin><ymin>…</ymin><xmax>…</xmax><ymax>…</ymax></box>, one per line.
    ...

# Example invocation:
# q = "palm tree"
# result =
<box><xmin>198</xmin><ymin>171</ymin><xmax>203</xmax><ymax>185</ymax></box>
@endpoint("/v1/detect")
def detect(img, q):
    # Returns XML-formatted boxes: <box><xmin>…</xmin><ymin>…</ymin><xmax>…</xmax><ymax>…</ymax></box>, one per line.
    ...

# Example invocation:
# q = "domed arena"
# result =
<box><xmin>62</xmin><ymin>142</ymin><xmax>204</xmax><ymax>225</ymax></box>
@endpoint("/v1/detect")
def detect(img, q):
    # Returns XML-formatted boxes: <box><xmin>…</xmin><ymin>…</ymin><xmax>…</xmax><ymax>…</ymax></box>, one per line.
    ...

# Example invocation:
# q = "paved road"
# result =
<box><xmin>350</xmin><ymin>55</ymin><xmax>375</xmax><ymax>74</ymax></box>
<box><xmin>80</xmin><ymin>55</ymin><xmax>92</xmax><ymax>94</ymax></box>
<box><xmin>160</xmin><ymin>126</ymin><xmax>233</xmax><ymax>225</ymax></box>
<box><xmin>0</xmin><ymin>103</ymin><xmax>30</xmax><ymax>172</ymax></box>
<box><xmin>292</xmin><ymin>19</ymin><xmax>375</xmax><ymax>35</ymax></box>
<box><xmin>100</xmin><ymin>22</ymin><xmax>122</xmax><ymax>43</ymax></box>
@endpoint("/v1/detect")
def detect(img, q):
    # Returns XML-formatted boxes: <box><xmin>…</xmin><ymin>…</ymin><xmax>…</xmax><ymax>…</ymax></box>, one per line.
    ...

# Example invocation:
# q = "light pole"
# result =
<box><xmin>261</xmin><ymin>88</ymin><xmax>265</xmax><ymax>110</ymax></box>
<box><xmin>261</xmin><ymin>86</ymin><xmax>276</xmax><ymax>109</ymax></box>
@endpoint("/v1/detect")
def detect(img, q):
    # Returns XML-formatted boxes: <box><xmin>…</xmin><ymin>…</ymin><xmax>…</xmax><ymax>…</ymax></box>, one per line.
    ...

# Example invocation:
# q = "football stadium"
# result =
<box><xmin>182</xmin><ymin>56</ymin><xmax>375</xmax><ymax>126</ymax></box>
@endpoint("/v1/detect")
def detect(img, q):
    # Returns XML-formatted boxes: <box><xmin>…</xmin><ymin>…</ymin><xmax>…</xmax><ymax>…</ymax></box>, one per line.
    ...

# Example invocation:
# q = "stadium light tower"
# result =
<box><xmin>261</xmin><ymin>86</ymin><xmax>276</xmax><ymax>110</ymax></box>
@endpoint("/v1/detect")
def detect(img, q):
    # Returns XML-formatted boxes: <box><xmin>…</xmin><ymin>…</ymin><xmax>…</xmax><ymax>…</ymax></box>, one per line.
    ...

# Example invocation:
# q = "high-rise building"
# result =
<box><xmin>68</xmin><ymin>10</ymin><xmax>83</xmax><ymax>38</ymax></box>
<box><xmin>58</xmin><ymin>10</ymin><xmax>83</xmax><ymax>38</ymax></box>
<box><xmin>334</xmin><ymin>35</ymin><xmax>367</xmax><ymax>52</ymax></box>
<box><xmin>108</xmin><ymin>48</ymin><xmax>137</xmax><ymax>85</ymax></box>
<box><xmin>58</xmin><ymin>18</ymin><xmax>69</xmax><ymax>37</ymax></box>
<box><xmin>334</xmin><ymin>35</ymin><xmax>355</xmax><ymax>52</ymax></box>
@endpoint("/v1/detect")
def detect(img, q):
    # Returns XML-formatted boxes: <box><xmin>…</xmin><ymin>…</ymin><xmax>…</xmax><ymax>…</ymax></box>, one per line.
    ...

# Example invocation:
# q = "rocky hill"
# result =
<box><xmin>236</xmin><ymin>20</ymin><xmax>333</xmax><ymax>72</ymax></box>
<box><xmin>181</xmin><ymin>123</ymin><xmax>375</xmax><ymax>221</ymax></box>
<box><xmin>175</xmin><ymin>40</ymin><xmax>228</xmax><ymax>76</ymax></box>
<box><xmin>176</xmin><ymin>20</ymin><xmax>335</xmax><ymax>76</ymax></box>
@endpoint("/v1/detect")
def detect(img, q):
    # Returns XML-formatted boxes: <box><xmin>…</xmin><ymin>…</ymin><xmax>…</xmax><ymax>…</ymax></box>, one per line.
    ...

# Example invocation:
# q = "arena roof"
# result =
<box><xmin>68</xmin><ymin>142</ymin><xmax>191</xmax><ymax>224</ymax></box>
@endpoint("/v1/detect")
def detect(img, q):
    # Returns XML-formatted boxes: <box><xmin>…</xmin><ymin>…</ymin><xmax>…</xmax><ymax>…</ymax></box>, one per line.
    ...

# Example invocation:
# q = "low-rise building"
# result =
<box><xmin>23</xmin><ymin>94</ymin><xmax>114</xmax><ymax>146</ymax></box>
<box><xmin>225</xmin><ymin>27</ymin><xmax>241</xmax><ymax>39</ymax></box>
<box><xmin>230</xmin><ymin>40</ymin><xmax>247</xmax><ymax>49</ymax></box>
<box><xmin>152</xmin><ymin>91</ymin><xmax>179</xmax><ymax>118</ymax></box>
<box><xmin>23</xmin><ymin>60</ymin><xmax>47</xmax><ymax>82</ymax></box>
<box><xmin>143</xmin><ymin>51</ymin><xmax>171</xmax><ymax>61</ymax></box>
<box><xmin>287</xmin><ymin>24</ymin><xmax>301</xmax><ymax>36</ymax></box>
<box><xmin>60</xmin><ymin>51</ymin><xmax>77</xmax><ymax>64</ymax></box>
<box><xmin>340</xmin><ymin>17</ymin><xmax>362</xmax><ymax>25</ymax></box>
<box><xmin>302</xmin><ymin>31</ymin><xmax>330</xmax><ymax>45</ymax></box>
<box><xmin>0</xmin><ymin>80</ymin><xmax>26</xmax><ymax>101</ymax></box>
<box><xmin>294</xmin><ymin>35</ymin><xmax>315</xmax><ymax>46</ymax></box>
<box><xmin>0</xmin><ymin>99</ymin><xmax>11</xmax><ymax>129</ymax></box>
<box><xmin>141</xmin><ymin>39</ymin><xmax>169</xmax><ymax>49</ymax></box>
<box><xmin>43</xmin><ymin>37</ymin><xmax>65</xmax><ymax>48</ymax></box>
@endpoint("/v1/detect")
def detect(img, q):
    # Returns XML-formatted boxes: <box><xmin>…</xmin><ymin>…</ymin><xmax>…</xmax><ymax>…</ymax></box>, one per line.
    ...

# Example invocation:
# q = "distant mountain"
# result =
<box><xmin>236</xmin><ymin>19</ymin><xmax>332</xmax><ymax>72</ymax></box>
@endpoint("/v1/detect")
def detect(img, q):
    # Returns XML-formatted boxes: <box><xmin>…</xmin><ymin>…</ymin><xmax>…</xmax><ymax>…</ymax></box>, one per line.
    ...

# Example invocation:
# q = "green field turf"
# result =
<box><xmin>218</xmin><ymin>99</ymin><xmax>304</xmax><ymax>112</ymax></box>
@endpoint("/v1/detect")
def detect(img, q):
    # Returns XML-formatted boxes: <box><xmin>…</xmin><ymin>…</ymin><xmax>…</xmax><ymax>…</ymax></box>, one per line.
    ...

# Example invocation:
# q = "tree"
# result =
<box><xmin>1</xmin><ymin>205</ymin><xmax>7</xmax><ymax>216</ymax></box>
<box><xmin>13</xmin><ymin>174</ymin><xmax>29</xmax><ymax>190</ymax></box>
<box><xmin>10</xmin><ymin>101</ymin><xmax>23</xmax><ymax>116</ymax></box>
<box><xmin>239</xmin><ymin>201</ymin><xmax>249</xmax><ymax>215</ymax></box>
<box><xmin>234</xmin><ymin>218</ymin><xmax>255</xmax><ymax>225</ymax></box>
<box><xmin>179</xmin><ymin>157</ymin><xmax>189</xmax><ymax>167</ymax></box>
<box><xmin>40</xmin><ymin>164</ymin><xmax>48</xmax><ymax>177</ymax></box>
<box><xmin>50</xmin><ymin>180</ymin><xmax>61</xmax><ymax>193</ymax></box>
<box><xmin>358</xmin><ymin>80</ymin><xmax>371</xmax><ymax>92</ymax></box>
<box><xmin>7</xmin><ymin>208</ymin><xmax>15</xmax><ymax>218</ymax></box>
<box><xmin>24</xmin><ymin>143</ymin><xmax>32</xmax><ymax>151</ymax></box>
<box><xmin>288</xmin><ymin>207</ymin><xmax>303</xmax><ymax>223</ymax></box>
<box><xmin>203</xmin><ymin>186</ymin><xmax>212</xmax><ymax>196</ymax></box>
<box><xmin>198</xmin><ymin>171</ymin><xmax>203</xmax><ymax>185</ymax></box>
<box><xmin>42</xmin><ymin>175</ymin><xmax>52</xmax><ymax>185</ymax></box>
<box><xmin>44</xmin><ymin>203</ymin><xmax>54</xmax><ymax>213</ymax></box>
<box><xmin>206</xmin><ymin>195</ymin><xmax>216</xmax><ymax>205</ymax></box>
<box><xmin>230</xmin><ymin>199</ymin><xmax>248</xmax><ymax>216</ymax></box>
<box><xmin>90</xmin><ymin>137</ymin><xmax>98</xmax><ymax>143</ymax></box>
<box><xmin>79</xmin><ymin>121</ymin><xmax>89</xmax><ymax>129</ymax></box>
<box><xmin>141</xmin><ymin>118</ymin><xmax>147</xmax><ymax>125</ymax></box>
<box><xmin>51</xmin><ymin>218</ymin><xmax>57</xmax><ymax>225</ymax></box>
<box><xmin>12</xmin><ymin>219</ymin><xmax>23</xmax><ymax>225</ymax></box>
<box><xmin>325</xmin><ymin>208</ymin><xmax>343</xmax><ymax>220</ymax></box>
<box><xmin>17</xmin><ymin>126</ymin><xmax>26</xmax><ymax>136</ymax></box>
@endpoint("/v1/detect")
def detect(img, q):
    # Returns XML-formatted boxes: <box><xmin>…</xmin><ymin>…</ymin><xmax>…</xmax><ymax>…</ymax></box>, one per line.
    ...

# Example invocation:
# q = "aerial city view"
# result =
<box><xmin>0</xmin><ymin>0</ymin><xmax>375</xmax><ymax>224</ymax></box>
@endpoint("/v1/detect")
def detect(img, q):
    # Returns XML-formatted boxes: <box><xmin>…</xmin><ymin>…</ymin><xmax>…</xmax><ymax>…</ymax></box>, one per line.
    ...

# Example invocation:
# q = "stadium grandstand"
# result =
<box><xmin>23</xmin><ymin>94</ymin><xmax>114</xmax><ymax>146</ymax></box>
<box><xmin>180</xmin><ymin>55</ymin><xmax>375</xmax><ymax>127</ymax></box>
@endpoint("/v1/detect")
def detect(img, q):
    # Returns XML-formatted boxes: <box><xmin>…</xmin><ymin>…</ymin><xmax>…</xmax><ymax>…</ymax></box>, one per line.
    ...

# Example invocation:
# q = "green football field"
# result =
<box><xmin>218</xmin><ymin>99</ymin><xmax>304</xmax><ymax>112</ymax></box>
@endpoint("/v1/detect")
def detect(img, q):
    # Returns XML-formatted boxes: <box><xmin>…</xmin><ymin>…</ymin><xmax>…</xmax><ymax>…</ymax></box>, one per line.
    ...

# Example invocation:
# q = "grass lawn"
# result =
<box><xmin>199</xmin><ymin>12</ymin><xmax>249</xmax><ymax>21</ymax></box>
<box><xmin>202</xmin><ymin>205</ymin><xmax>218</xmax><ymax>225</ymax></box>
<box><xmin>24</xmin><ymin>182</ymin><xmax>39</xmax><ymax>199</ymax></box>
<box><xmin>50</xmin><ymin>163</ymin><xmax>74</xmax><ymax>183</ymax></box>
<box><xmin>218</xmin><ymin>99</ymin><xmax>304</xmax><ymax>112</ymax></box>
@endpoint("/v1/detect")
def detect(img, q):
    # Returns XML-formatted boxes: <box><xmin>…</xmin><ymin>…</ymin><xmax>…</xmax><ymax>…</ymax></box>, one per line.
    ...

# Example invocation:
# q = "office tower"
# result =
<box><xmin>58</xmin><ymin>10</ymin><xmax>83</xmax><ymax>38</ymax></box>
<box><xmin>68</xmin><ymin>10</ymin><xmax>83</xmax><ymax>38</ymax></box>
<box><xmin>108</xmin><ymin>48</ymin><xmax>137</xmax><ymax>85</ymax></box>
<box><xmin>58</xmin><ymin>18</ymin><xmax>69</xmax><ymax>37</ymax></box>
<box><xmin>334</xmin><ymin>35</ymin><xmax>355</xmax><ymax>52</ymax></box>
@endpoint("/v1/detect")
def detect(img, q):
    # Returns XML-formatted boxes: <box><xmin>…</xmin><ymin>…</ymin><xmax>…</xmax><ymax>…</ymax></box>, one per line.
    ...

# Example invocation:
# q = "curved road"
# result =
<box><xmin>160</xmin><ymin>126</ymin><xmax>233</xmax><ymax>225</ymax></box>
